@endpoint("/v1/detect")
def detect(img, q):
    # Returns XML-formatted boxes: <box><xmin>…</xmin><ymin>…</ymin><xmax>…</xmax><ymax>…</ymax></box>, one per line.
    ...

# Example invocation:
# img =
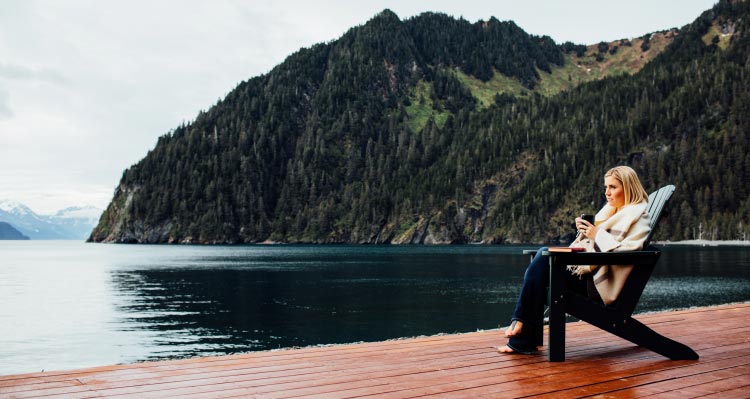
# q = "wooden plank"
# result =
<box><xmin>358</xmin><ymin>344</ymin><xmax>749</xmax><ymax>399</ymax></box>
<box><xmin>697</xmin><ymin>384</ymin><xmax>750</xmax><ymax>399</ymax></box>
<box><xmin>0</xmin><ymin>333</ymin><xmax>495</xmax><ymax>389</ymax></box>
<box><xmin>523</xmin><ymin>356</ymin><xmax>750</xmax><ymax>399</ymax></box>
<box><xmin>659</xmin><ymin>375</ymin><xmax>750</xmax><ymax>398</ymax></box>
<box><xmin>608</xmin><ymin>365</ymin><xmax>750</xmax><ymax>399</ymax></box>
<box><xmin>42</xmin><ymin>332</ymin><xmax>748</xmax><ymax>399</ymax></box>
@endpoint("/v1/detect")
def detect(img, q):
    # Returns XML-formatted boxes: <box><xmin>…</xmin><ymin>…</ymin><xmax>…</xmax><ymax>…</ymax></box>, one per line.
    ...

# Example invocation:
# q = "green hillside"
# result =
<box><xmin>90</xmin><ymin>1</ymin><xmax>750</xmax><ymax>244</ymax></box>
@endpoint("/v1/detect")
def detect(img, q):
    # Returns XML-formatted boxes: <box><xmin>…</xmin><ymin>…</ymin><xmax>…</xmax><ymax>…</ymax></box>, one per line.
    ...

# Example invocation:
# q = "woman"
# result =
<box><xmin>499</xmin><ymin>165</ymin><xmax>652</xmax><ymax>354</ymax></box>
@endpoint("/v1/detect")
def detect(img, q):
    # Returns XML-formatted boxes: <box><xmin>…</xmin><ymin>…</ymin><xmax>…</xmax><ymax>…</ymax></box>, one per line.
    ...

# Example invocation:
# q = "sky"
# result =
<box><xmin>0</xmin><ymin>0</ymin><xmax>718</xmax><ymax>214</ymax></box>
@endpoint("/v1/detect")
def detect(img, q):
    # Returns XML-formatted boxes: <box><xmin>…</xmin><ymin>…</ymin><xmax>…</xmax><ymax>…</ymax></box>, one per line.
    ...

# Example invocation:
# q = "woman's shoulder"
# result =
<box><xmin>625</xmin><ymin>201</ymin><xmax>651</xmax><ymax>221</ymax></box>
<box><xmin>626</xmin><ymin>200</ymin><xmax>649</xmax><ymax>212</ymax></box>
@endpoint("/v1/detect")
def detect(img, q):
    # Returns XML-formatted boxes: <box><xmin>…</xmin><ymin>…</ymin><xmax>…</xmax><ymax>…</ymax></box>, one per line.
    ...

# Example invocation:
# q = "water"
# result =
<box><xmin>0</xmin><ymin>241</ymin><xmax>748</xmax><ymax>375</ymax></box>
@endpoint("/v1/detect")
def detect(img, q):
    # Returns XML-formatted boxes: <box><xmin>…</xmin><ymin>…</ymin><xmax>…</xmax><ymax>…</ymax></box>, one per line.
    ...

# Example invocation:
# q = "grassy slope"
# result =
<box><xmin>453</xmin><ymin>69</ymin><xmax>528</xmax><ymax>107</ymax></box>
<box><xmin>702</xmin><ymin>24</ymin><xmax>734</xmax><ymax>49</ymax></box>
<box><xmin>405</xmin><ymin>80</ymin><xmax>451</xmax><ymax>132</ymax></box>
<box><xmin>405</xmin><ymin>22</ymin><xmax>734</xmax><ymax>142</ymax></box>
<box><xmin>455</xmin><ymin>30</ymin><xmax>680</xmax><ymax>106</ymax></box>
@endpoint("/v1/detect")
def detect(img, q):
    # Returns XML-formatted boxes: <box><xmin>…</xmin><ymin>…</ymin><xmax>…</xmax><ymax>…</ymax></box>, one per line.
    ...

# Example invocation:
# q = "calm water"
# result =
<box><xmin>0</xmin><ymin>241</ymin><xmax>748</xmax><ymax>375</ymax></box>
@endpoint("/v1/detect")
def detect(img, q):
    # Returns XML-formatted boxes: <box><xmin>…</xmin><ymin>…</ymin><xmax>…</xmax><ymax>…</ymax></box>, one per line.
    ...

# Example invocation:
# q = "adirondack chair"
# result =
<box><xmin>527</xmin><ymin>185</ymin><xmax>699</xmax><ymax>361</ymax></box>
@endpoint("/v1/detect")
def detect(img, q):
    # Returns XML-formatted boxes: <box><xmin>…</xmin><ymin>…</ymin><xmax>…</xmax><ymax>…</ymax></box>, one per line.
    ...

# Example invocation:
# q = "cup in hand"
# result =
<box><xmin>575</xmin><ymin>214</ymin><xmax>595</xmax><ymax>236</ymax></box>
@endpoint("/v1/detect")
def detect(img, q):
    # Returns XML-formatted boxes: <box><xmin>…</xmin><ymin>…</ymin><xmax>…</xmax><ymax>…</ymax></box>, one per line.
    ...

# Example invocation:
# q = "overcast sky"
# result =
<box><xmin>0</xmin><ymin>0</ymin><xmax>717</xmax><ymax>214</ymax></box>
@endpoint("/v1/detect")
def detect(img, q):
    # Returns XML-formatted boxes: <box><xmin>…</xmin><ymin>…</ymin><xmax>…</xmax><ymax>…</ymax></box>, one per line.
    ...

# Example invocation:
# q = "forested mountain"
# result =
<box><xmin>90</xmin><ymin>1</ymin><xmax>750</xmax><ymax>244</ymax></box>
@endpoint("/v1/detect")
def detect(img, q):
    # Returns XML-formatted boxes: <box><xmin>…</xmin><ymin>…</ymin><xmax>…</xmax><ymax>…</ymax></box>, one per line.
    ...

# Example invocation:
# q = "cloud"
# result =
<box><xmin>0</xmin><ymin>62</ymin><xmax>67</xmax><ymax>121</ymax></box>
<box><xmin>0</xmin><ymin>63</ymin><xmax>66</xmax><ymax>84</ymax></box>
<box><xmin>0</xmin><ymin>88</ymin><xmax>12</xmax><ymax>119</ymax></box>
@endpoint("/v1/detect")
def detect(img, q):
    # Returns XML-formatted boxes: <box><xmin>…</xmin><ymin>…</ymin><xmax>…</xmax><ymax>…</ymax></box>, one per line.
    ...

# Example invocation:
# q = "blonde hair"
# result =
<box><xmin>605</xmin><ymin>166</ymin><xmax>648</xmax><ymax>205</ymax></box>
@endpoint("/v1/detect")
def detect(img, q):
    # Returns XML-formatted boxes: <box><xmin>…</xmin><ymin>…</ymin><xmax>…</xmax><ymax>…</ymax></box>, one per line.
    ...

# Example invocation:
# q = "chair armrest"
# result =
<box><xmin>543</xmin><ymin>250</ymin><xmax>660</xmax><ymax>266</ymax></box>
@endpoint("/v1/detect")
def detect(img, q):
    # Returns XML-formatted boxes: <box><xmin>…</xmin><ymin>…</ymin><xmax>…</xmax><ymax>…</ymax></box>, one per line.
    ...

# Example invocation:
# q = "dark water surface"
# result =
<box><xmin>1</xmin><ymin>241</ymin><xmax>748</xmax><ymax>375</ymax></box>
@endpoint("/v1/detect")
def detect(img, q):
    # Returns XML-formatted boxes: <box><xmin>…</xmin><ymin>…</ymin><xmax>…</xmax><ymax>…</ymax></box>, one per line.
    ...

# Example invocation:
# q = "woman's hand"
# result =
<box><xmin>575</xmin><ymin>217</ymin><xmax>598</xmax><ymax>239</ymax></box>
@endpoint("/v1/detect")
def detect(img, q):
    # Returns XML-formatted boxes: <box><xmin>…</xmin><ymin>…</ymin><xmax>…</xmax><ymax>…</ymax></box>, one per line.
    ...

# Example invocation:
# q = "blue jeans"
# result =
<box><xmin>507</xmin><ymin>247</ymin><xmax>590</xmax><ymax>353</ymax></box>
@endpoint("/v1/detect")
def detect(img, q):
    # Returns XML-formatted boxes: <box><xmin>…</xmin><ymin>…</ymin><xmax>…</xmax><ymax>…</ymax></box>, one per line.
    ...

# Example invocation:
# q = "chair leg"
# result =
<box><xmin>548</xmin><ymin>257</ymin><xmax>566</xmax><ymax>361</ymax></box>
<box><xmin>612</xmin><ymin>317</ymin><xmax>699</xmax><ymax>360</ymax></box>
<box><xmin>564</xmin><ymin>294</ymin><xmax>699</xmax><ymax>361</ymax></box>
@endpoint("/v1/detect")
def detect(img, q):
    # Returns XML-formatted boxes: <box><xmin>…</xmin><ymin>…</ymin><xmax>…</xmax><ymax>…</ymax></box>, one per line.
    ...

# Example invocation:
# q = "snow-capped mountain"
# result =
<box><xmin>0</xmin><ymin>200</ymin><xmax>103</xmax><ymax>240</ymax></box>
<box><xmin>0</xmin><ymin>200</ymin><xmax>35</xmax><ymax>217</ymax></box>
<box><xmin>46</xmin><ymin>206</ymin><xmax>104</xmax><ymax>239</ymax></box>
<box><xmin>51</xmin><ymin>206</ymin><xmax>103</xmax><ymax>220</ymax></box>
<box><xmin>0</xmin><ymin>199</ymin><xmax>63</xmax><ymax>239</ymax></box>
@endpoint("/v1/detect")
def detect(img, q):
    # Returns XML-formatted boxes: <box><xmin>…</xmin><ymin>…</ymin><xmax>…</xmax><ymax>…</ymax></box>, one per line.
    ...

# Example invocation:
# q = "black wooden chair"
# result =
<box><xmin>528</xmin><ymin>185</ymin><xmax>699</xmax><ymax>361</ymax></box>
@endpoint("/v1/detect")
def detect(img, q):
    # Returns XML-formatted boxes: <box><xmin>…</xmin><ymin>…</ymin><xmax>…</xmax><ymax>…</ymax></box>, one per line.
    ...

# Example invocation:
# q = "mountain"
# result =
<box><xmin>0</xmin><ymin>221</ymin><xmax>29</xmax><ymax>240</ymax></box>
<box><xmin>0</xmin><ymin>200</ymin><xmax>103</xmax><ymax>240</ymax></box>
<box><xmin>0</xmin><ymin>200</ymin><xmax>68</xmax><ymax>239</ymax></box>
<box><xmin>90</xmin><ymin>1</ymin><xmax>750</xmax><ymax>244</ymax></box>
<box><xmin>46</xmin><ymin>206</ymin><xmax>104</xmax><ymax>240</ymax></box>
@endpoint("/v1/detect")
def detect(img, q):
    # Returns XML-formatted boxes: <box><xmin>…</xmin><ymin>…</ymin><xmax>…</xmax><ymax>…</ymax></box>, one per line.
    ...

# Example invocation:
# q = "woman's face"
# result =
<box><xmin>605</xmin><ymin>175</ymin><xmax>625</xmax><ymax>209</ymax></box>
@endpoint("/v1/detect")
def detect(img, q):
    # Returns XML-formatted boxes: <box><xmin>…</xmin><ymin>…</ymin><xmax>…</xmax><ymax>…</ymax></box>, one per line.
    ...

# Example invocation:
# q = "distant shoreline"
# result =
<box><xmin>654</xmin><ymin>239</ymin><xmax>750</xmax><ymax>247</ymax></box>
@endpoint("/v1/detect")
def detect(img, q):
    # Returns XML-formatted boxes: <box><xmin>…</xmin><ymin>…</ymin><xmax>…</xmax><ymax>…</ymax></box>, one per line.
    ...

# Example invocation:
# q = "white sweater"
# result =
<box><xmin>569</xmin><ymin>201</ymin><xmax>652</xmax><ymax>304</ymax></box>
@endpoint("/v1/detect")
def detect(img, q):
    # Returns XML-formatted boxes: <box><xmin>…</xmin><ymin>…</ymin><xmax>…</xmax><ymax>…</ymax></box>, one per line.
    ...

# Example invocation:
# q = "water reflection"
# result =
<box><xmin>109</xmin><ymin>246</ymin><xmax>530</xmax><ymax>360</ymax></box>
<box><xmin>639</xmin><ymin>246</ymin><xmax>750</xmax><ymax>311</ymax></box>
<box><xmin>109</xmin><ymin>245</ymin><xmax>750</xmax><ymax>362</ymax></box>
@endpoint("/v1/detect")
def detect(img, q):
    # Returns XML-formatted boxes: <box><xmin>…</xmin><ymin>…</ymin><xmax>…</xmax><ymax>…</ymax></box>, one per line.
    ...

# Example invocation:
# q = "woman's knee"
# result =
<box><xmin>525</xmin><ymin>247</ymin><xmax>550</xmax><ymax>280</ymax></box>
<box><xmin>531</xmin><ymin>247</ymin><xmax>549</xmax><ymax>265</ymax></box>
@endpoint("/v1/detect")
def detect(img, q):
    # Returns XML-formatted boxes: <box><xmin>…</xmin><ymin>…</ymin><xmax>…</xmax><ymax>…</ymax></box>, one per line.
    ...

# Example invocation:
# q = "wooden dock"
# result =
<box><xmin>1</xmin><ymin>303</ymin><xmax>748</xmax><ymax>398</ymax></box>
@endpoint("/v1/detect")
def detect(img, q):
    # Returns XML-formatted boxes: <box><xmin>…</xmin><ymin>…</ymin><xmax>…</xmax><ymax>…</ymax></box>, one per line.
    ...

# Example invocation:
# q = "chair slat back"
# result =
<box><xmin>642</xmin><ymin>185</ymin><xmax>676</xmax><ymax>247</ymax></box>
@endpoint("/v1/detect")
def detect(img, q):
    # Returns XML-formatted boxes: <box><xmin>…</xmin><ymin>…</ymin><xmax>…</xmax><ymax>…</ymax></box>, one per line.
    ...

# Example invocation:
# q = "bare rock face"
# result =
<box><xmin>88</xmin><ymin>184</ymin><xmax>139</xmax><ymax>243</ymax></box>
